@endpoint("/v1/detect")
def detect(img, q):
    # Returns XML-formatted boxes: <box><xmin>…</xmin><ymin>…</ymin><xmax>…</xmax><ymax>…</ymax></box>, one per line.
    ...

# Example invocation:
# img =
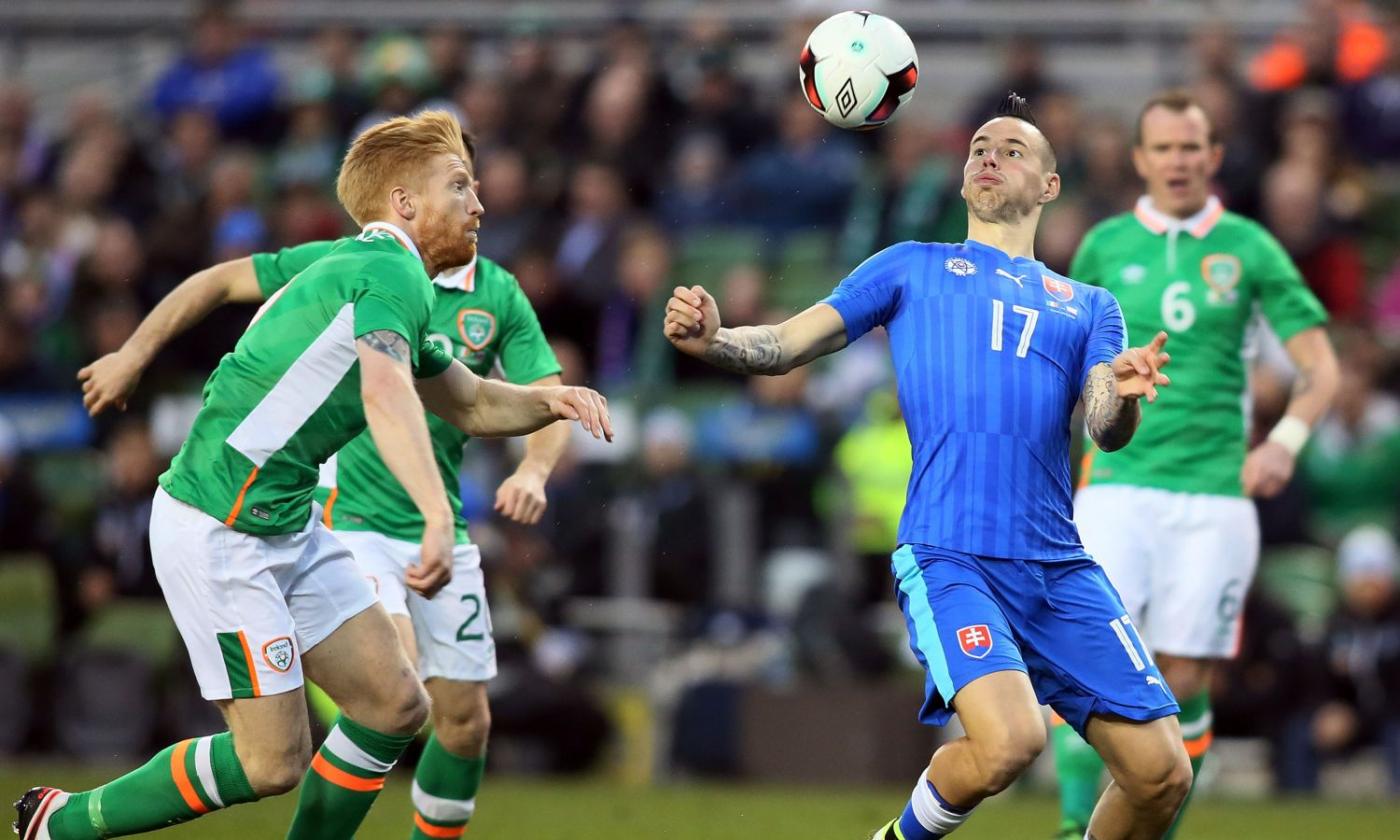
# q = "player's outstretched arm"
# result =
<box><xmin>417</xmin><ymin>361</ymin><xmax>613</xmax><ymax>441</ymax></box>
<box><xmin>360</xmin><ymin>330</ymin><xmax>456</xmax><ymax>596</ymax></box>
<box><xmin>663</xmin><ymin>285</ymin><xmax>848</xmax><ymax>375</ymax></box>
<box><xmin>77</xmin><ymin>256</ymin><xmax>266</xmax><ymax>415</ymax></box>
<box><xmin>1084</xmin><ymin>331</ymin><xmax>1172</xmax><ymax>452</ymax></box>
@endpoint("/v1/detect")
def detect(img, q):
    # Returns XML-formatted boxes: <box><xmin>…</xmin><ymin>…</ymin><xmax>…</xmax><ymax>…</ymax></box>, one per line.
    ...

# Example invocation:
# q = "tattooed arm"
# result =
<box><xmin>1083</xmin><ymin>363</ymin><xmax>1141</xmax><ymax>452</ymax></box>
<box><xmin>1083</xmin><ymin>330</ymin><xmax>1172</xmax><ymax>453</ymax></box>
<box><xmin>663</xmin><ymin>285</ymin><xmax>849</xmax><ymax>375</ymax></box>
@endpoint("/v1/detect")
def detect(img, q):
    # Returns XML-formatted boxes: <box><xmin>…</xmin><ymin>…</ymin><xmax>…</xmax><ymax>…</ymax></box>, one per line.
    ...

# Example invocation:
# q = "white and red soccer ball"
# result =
<box><xmin>799</xmin><ymin>10</ymin><xmax>920</xmax><ymax>130</ymax></box>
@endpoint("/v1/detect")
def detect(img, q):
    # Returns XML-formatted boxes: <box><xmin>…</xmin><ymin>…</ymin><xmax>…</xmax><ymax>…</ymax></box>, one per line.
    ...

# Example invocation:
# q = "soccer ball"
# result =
<box><xmin>799</xmin><ymin>11</ymin><xmax>919</xmax><ymax>130</ymax></box>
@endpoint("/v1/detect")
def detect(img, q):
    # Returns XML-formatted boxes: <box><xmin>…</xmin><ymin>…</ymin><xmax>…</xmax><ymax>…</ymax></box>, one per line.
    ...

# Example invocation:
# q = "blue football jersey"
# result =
<box><xmin>823</xmin><ymin>239</ymin><xmax>1127</xmax><ymax>560</ymax></box>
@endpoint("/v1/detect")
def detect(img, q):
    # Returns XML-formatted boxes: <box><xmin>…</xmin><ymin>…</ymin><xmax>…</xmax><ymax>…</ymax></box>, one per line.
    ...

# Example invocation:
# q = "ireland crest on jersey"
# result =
<box><xmin>457</xmin><ymin>309</ymin><xmax>497</xmax><ymax>351</ymax></box>
<box><xmin>1201</xmin><ymin>254</ymin><xmax>1241</xmax><ymax>305</ymax></box>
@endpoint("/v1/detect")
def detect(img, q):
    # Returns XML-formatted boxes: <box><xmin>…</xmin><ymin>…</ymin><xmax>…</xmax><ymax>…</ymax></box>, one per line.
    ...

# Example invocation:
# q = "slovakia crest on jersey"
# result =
<box><xmin>957</xmin><ymin>624</ymin><xmax>994</xmax><ymax>659</ymax></box>
<box><xmin>944</xmin><ymin>257</ymin><xmax>977</xmax><ymax>276</ymax></box>
<box><xmin>1042</xmin><ymin>275</ymin><xmax>1074</xmax><ymax>302</ymax></box>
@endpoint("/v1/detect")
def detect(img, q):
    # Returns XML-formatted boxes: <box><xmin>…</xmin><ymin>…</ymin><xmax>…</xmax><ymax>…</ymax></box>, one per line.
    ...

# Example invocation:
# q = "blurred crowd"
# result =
<box><xmin>2</xmin><ymin>0</ymin><xmax>1400</xmax><ymax>789</ymax></box>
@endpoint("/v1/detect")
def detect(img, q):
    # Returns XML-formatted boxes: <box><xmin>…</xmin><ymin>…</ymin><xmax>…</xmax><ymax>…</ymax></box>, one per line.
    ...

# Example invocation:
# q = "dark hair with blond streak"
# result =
<box><xmin>336</xmin><ymin>109</ymin><xmax>469</xmax><ymax>226</ymax></box>
<box><xmin>1134</xmin><ymin>89</ymin><xmax>1220</xmax><ymax>146</ymax></box>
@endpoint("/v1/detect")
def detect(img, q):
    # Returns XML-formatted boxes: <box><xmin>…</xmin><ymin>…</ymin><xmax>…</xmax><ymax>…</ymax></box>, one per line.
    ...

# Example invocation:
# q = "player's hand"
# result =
<box><xmin>546</xmin><ymin>386</ymin><xmax>613</xmax><ymax>441</ymax></box>
<box><xmin>1241</xmin><ymin>440</ymin><xmax>1296</xmax><ymax>498</ymax></box>
<box><xmin>663</xmin><ymin>285</ymin><xmax>721</xmax><ymax>357</ymax></box>
<box><xmin>407</xmin><ymin>518</ymin><xmax>455</xmax><ymax>598</ymax></box>
<box><xmin>77</xmin><ymin>349</ymin><xmax>145</xmax><ymax>416</ymax></box>
<box><xmin>1111</xmin><ymin>331</ymin><xmax>1172</xmax><ymax>403</ymax></box>
<box><xmin>495</xmin><ymin>465</ymin><xmax>548</xmax><ymax>525</ymax></box>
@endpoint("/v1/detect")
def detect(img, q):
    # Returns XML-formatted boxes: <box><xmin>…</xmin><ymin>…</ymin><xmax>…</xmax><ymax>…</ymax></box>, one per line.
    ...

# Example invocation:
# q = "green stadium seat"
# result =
<box><xmin>78</xmin><ymin>600</ymin><xmax>181</xmax><ymax>668</ymax></box>
<box><xmin>770</xmin><ymin>232</ymin><xmax>838</xmax><ymax>314</ymax></box>
<box><xmin>1255</xmin><ymin>544</ymin><xmax>1337</xmax><ymax>639</ymax></box>
<box><xmin>0</xmin><ymin>554</ymin><xmax>57</xmax><ymax>662</ymax></box>
<box><xmin>32</xmin><ymin>451</ymin><xmax>106</xmax><ymax>524</ymax></box>
<box><xmin>675</xmin><ymin>228</ymin><xmax>766</xmax><ymax>289</ymax></box>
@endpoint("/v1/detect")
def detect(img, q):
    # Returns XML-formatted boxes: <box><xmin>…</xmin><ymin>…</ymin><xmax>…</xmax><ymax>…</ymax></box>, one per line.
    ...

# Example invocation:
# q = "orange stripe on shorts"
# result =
<box><xmin>310</xmin><ymin>753</ymin><xmax>386</xmax><ymax>792</ymax></box>
<box><xmin>236</xmin><ymin>630</ymin><xmax>261</xmax><ymax>697</ymax></box>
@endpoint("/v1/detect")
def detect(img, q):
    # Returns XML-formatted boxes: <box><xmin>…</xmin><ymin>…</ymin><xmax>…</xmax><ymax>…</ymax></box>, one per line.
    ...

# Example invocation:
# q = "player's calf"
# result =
<box><xmin>428</xmin><ymin>679</ymin><xmax>491</xmax><ymax>756</ymax></box>
<box><xmin>1110</xmin><ymin>745</ymin><xmax>1192</xmax><ymax>826</ymax></box>
<box><xmin>411</xmin><ymin>680</ymin><xmax>491</xmax><ymax>840</ymax></box>
<box><xmin>236</xmin><ymin>730</ymin><xmax>313</xmax><ymax>797</ymax></box>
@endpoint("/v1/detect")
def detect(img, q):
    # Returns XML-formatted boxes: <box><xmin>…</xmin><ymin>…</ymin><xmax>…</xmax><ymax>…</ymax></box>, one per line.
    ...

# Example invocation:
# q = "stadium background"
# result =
<box><xmin>2</xmin><ymin>0</ymin><xmax>1399</xmax><ymax>837</ymax></box>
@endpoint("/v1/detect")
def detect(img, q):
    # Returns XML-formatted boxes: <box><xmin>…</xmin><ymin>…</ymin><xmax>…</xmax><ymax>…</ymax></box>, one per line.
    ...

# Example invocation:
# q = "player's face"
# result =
<box><xmin>962</xmin><ymin>118</ymin><xmax>1058</xmax><ymax>224</ymax></box>
<box><xmin>1132</xmin><ymin>105</ymin><xmax>1223</xmax><ymax>218</ymax></box>
<box><xmin>414</xmin><ymin>153</ymin><xmax>483</xmax><ymax>273</ymax></box>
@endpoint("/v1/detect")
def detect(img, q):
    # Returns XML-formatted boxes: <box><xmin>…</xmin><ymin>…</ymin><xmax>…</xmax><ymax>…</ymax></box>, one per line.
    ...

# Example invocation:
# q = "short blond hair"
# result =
<box><xmin>336</xmin><ymin>109</ymin><xmax>468</xmax><ymax>226</ymax></box>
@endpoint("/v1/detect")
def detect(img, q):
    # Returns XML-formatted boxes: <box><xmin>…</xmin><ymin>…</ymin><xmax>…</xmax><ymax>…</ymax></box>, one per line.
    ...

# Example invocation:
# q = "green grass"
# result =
<box><xmin>5</xmin><ymin>764</ymin><xmax>1400</xmax><ymax>839</ymax></box>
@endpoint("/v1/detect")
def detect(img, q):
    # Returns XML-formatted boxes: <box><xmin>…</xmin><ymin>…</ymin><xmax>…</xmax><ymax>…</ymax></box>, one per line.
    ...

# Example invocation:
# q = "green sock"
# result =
<box><xmin>409</xmin><ymin>735</ymin><xmax>486</xmax><ymax>839</ymax></box>
<box><xmin>1164</xmin><ymin>690</ymin><xmax>1212</xmax><ymax>840</ymax></box>
<box><xmin>286</xmin><ymin>715</ymin><xmax>414</xmax><ymax>840</ymax></box>
<box><xmin>49</xmin><ymin>732</ymin><xmax>256</xmax><ymax>839</ymax></box>
<box><xmin>1051</xmin><ymin>716</ymin><xmax>1104</xmax><ymax>830</ymax></box>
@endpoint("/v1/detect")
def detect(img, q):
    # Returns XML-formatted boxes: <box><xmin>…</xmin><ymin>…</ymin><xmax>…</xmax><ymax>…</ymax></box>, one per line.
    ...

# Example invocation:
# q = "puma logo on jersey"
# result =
<box><xmin>996</xmin><ymin>268</ymin><xmax>1026</xmax><ymax>288</ymax></box>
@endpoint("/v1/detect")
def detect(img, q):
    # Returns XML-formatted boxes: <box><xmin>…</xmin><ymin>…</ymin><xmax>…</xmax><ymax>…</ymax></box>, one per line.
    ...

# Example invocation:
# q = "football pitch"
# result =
<box><xmin>5</xmin><ymin>765</ymin><xmax>1400</xmax><ymax>839</ymax></box>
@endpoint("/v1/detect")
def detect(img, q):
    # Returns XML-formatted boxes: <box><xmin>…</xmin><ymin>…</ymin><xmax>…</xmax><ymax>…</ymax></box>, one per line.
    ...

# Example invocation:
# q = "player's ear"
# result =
<box><xmin>1040</xmin><ymin>172</ymin><xmax>1061</xmax><ymax>204</ymax></box>
<box><xmin>390</xmin><ymin>185</ymin><xmax>417</xmax><ymax>221</ymax></box>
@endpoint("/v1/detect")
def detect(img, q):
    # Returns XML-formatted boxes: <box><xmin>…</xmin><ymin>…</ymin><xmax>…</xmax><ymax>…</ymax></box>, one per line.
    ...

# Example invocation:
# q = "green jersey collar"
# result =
<box><xmin>361</xmin><ymin>221</ymin><xmax>423</xmax><ymax>263</ymax></box>
<box><xmin>1132</xmin><ymin>195</ymin><xmax>1224</xmax><ymax>239</ymax></box>
<box><xmin>433</xmin><ymin>257</ymin><xmax>477</xmax><ymax>292</ymax></box>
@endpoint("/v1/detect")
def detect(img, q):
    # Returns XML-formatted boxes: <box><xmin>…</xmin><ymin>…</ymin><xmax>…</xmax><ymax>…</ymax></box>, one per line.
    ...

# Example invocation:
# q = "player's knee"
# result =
<box><xmin>1125</xmin><ymin>744</ymin><xmax>1193</xmax><ymax>815</ymax></box>
<box><xmin>377</xmin><ymin>676</ymin><xmax>431</xmax><ymax>737</ymax></box>
<box><xmin>972</xmin><ymin>724</ymin><xmax>1046</xmax><ymax>795</ymax></box>
<box><xmin>241</xmin><ymin>734</ymin><xmax>312</xmax><ymax>796</ymax></box>
<box><xmin>432</xmin><ymin>695</ymin><xmax>491</xmax><ymax>756</ymax></box>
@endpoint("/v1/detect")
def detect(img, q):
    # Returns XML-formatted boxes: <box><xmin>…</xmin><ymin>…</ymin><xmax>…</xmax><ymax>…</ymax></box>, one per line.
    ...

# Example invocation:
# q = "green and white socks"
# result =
<box><xmin>47</xmin><ymin>732</ymin><xmax>258</xmax><ymax>839</ymax></box>
<box><xmin>286</xmin><ymin>715</ymin><xmax>415</xmax><ymax>840</ymax></box>
<box><xmin>409</xmin><ymin>735</ymin><xmax>486</xmax><ymax>839</ymax></box>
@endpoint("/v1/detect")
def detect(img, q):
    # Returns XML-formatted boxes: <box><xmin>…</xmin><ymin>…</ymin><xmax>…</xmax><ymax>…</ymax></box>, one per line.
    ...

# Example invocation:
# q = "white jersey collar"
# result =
<box><xmin>361</xmin><ymin>221</ymin><xmax>423</xmax><ymax>264</ymax></box>
<box><xmin>1133</xmin><ymin>195</ymin><xmax>1225</xmax><ymax>239</ymax></box>
<box><xmin>433</xmin><ymin>257</ymin><xmax>477</xmax><ymax>292</ymax></box>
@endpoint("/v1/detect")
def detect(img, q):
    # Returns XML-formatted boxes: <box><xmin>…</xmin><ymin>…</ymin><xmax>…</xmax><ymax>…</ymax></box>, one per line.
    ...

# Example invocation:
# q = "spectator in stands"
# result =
<box><xmin>629</xmin><ymin>408</ymin><xmax>714</xmax><ymax>604</ymax></box>
<box><xmin>78</xmin><ymin>419</ymin><xmax>166</xmax><ymax>619</ymax></box>
<box><xmin>838</xmin><ymin>117</ymin><xmax>962</xmax><ymax>270</ymax></box>
<box><xmin>149</xmin><ymin>1</ymin><xmax>280</xmax><ymax>143</ymax></box>
<box><xmin>302</xmin><ymin>25</ymin><xmax>369</xmax><ymax>142</ymax></box>
<box><xmin>962</xmin><ymin>35</ymin><xmax>1058</xmax><ymax>131</ymax></box>
<box><xmin>205</xmin><ymin>149</ymin><xmax>266</xmax><ymax>261</ymax></box>
<box><xmin>833</xmin><ymin>389</ymin><xmax>911</xmax><ymax>605</ymax></box>
<box><xmin>1293</xmin><ymin>526</ymin><xmax>1400</xmax><ymax>792</ymax></box>
<box><xmin>422</xmin><ymin>25</ymin><xmax>472</xmax><ymax>102</ymax></box>
<box><xmin>732</xmin><ymin>97</ymin><xmax>858</xmax><ymax>240</ymax></box>
<box><xmin>656</xmin><ymin>134</ymin><xmax>732</xmax><ymax>235</ymax></box>
<box><xmin>1249</xmin><ymin>0</ymin><xmax>1388</xmax><ymax>93</ymax></box>
<box><xmin>553</xmin><ymin>161</ymin><xmax>631</xmax><ymax>305</ymax></box>
<box><xmin>1260</xmin><ymin>97</ymin><xmax>1369</xmax><ymax>323</ymax></box>
<box><xmin>1299</xmin><ymin>327</ymin><xmax>1400</xmax><ymax>543</ymax></box>
<box><xmin>475</xmin><ymin>147</ymin><xmax>540</xmax><ymax>267</ymax></box>
<box><xmin>271</xmin><ymin>87</ymin><xmax>340</xmax><ymax>193</ymax></box>
<box><xmin>500</xmin><ymin>23</ymin><xmax>570</xmax><ymax>162</ymax></box>
<box><xmin>594</xmin><ymin>224</ymin><xmax>672</xmax><ymax>391</ymax></box>
<box><xmin>1341</xmin><ymin>10</ymin><xmax>1400</xmax><ymax>163</ymax></box>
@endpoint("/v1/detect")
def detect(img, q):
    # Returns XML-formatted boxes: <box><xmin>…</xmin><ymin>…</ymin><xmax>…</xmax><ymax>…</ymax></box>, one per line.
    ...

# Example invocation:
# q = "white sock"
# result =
<box><xmin>905</xmin><ymin>769</ymin><xmax>973</xmax><ymax>837</ymax></box>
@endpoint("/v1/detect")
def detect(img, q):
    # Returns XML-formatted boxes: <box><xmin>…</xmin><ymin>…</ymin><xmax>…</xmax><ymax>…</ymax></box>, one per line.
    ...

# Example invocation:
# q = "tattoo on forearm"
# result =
<box><xmin>360</xmin><ymin>329</ymin><xmax>409</xmax><ymax>365</ymax></box>
<box><xmin>1084</xmin><ymin>363</ymin><xmax>1140</xmax><ymax>452</ymax></box>
<box><xmin>703</xmin><ymin>326</ymin><xmax>786</xmax><ymax>374</ymax></box>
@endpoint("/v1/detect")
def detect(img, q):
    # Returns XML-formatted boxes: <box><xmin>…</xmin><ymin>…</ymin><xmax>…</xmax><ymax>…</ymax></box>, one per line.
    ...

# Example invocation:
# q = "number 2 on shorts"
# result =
<box><xmin>456</xmin><ymin>593</ymin><xmax>484</xmax><ymax>642</ymax></box>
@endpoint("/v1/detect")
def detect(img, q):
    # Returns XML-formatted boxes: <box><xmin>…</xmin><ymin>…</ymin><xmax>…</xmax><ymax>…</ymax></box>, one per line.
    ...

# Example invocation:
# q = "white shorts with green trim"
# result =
<box><xmin>149</xmin><ymin>487</ymin><xmax>378</xmax><ymax>700</ymax></box>
<box><xmin>1074</xmin><ymin>483</ymin><xmax>1260</xmax><ymax>659</ymax></box>
<box><xmin>333</xmin><ymin>530</ymin><xmax>497</xmax><ymax>683</ymax></box>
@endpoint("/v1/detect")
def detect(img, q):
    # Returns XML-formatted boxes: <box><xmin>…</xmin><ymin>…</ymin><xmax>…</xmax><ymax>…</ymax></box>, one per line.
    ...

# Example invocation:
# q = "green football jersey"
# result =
<box><xmin>160</xmin><ymin>223</ymin><xmax>454</xmax><ymax>535</ymax></box>
<box><xmin>1072</xmin><ymin>196</ymin><xmax>1327</xmax><ymax>497</ymax></box>
<box><xmin>254</xmin><ymin>241</ymin><xmax>561</xmax><ymax>543</ymax></box>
